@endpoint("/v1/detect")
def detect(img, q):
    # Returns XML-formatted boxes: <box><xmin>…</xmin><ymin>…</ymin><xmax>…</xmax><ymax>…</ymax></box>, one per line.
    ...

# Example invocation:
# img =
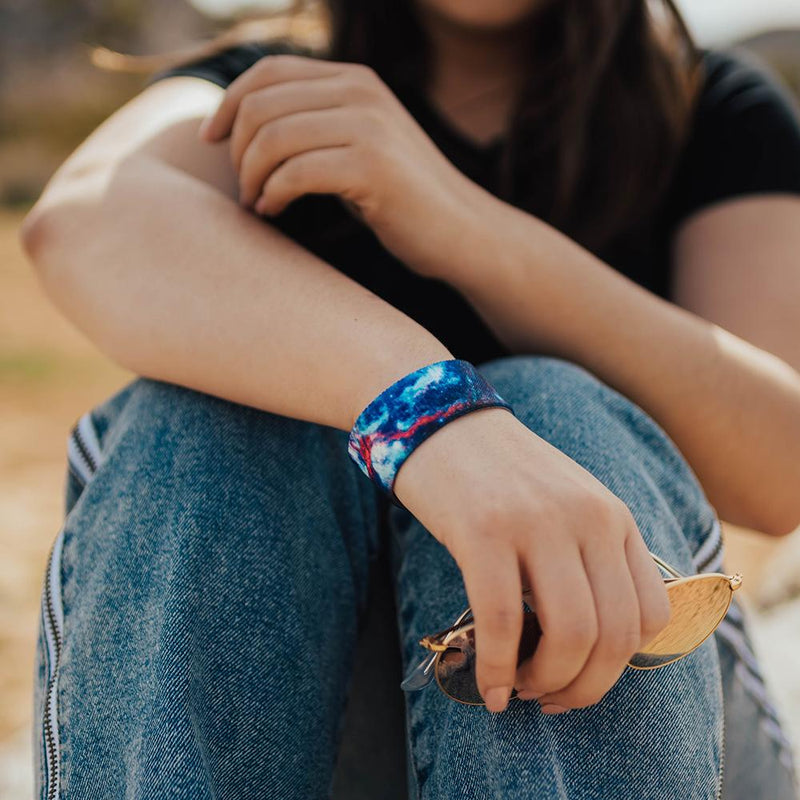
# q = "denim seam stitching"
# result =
<box><xmin>405</xmin><ymin>702</ymin><xmax>422</xmax><ymax>800</ymax></box>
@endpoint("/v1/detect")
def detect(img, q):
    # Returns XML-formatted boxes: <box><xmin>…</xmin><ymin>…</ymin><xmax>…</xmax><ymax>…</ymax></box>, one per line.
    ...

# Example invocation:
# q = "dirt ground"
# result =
<box><xmin>1</xmin><ymin>206</ymin><xmax>799</xmax><ymax>796</ymax></box>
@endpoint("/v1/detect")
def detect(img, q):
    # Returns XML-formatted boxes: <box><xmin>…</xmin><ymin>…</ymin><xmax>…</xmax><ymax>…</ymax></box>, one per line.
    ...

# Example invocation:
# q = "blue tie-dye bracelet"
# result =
<box><xmin>347</xmin><ymin>359</ymin><xmax>516</xmax><ymax>510</ymax></box>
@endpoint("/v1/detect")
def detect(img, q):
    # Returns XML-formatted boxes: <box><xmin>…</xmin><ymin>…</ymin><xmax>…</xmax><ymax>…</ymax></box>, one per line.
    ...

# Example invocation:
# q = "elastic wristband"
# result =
<box><xmin>347</xmin><ymin>359</ymin><xmax>515</xmax><ymax>509</ymax></box>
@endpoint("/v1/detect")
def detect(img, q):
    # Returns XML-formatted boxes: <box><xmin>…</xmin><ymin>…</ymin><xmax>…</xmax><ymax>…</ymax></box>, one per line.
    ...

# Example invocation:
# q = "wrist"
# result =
<box><xmin>347</xmin><ymin>339</ymin><xmax>455</xmax><ymax>430</ymax></box>
<box><xmin>401</xmin><ymin>175</ymin><xmax>500</xmax><ymax>283</ymax></box>
<box><xmin>347</xmin><ymin>358</ymin><xmax>516</xmax><ymax>508</ymax></box>
<box><xmin>392</xmin><ymin>404</ymin><xmax>517</xmax><ymax>507</ymax></box>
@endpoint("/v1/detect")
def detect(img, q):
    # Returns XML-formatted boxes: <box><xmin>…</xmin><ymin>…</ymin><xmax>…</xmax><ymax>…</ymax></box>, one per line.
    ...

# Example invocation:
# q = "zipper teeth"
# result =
<box><xmin>41</xmin><ymin>412</ymin><xmax>97</xmax><ymax>800</ymax></box>
<box><xmin>41</xmin><ymin>533</ymin><xmax>64</xmax><ymax>800</ymax></box>
<box><xmin>716</xmin><ymin>695</ymin><xmax>726</xmax><ymax>800</ymax></box>
<box><xmin>71</xmin><ymin>424</ymin><xmax>98</xmax><ymax>474</ymax></box>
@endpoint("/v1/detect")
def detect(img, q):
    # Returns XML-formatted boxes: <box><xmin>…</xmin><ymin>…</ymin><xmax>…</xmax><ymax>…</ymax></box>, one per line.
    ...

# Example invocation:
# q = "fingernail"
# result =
<box><xmin>540</xmin><ymin>703</ymin><xmax>568</xmax><ymax>715</ymax></box>
<box><xmin>484</xmin><ymin>687</ymin><xmax>510</xmax><ymax>713</ymax></box>
<box><xmin>516</xmin><ymin>689</ymin><xmax>543</xmax><ymax>701</ymax></box>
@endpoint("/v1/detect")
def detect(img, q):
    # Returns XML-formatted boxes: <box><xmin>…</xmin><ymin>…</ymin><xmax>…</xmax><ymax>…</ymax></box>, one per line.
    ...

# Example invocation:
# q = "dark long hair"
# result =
<box><xmin>96</xmin><ymin>0</ymin><xmax>701</xmax><ymax>251</ymax></box>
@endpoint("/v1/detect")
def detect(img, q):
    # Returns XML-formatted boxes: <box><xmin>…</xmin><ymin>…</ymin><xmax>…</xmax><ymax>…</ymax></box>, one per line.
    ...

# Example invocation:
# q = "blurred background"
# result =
<box><xmin>2</xmin><ymin>0</ymin><xmax>800</xmax><ymax>796</ymax></box>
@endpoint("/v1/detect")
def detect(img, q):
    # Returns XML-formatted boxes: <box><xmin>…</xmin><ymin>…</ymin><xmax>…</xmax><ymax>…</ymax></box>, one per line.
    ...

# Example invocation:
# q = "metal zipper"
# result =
<box><xmin>716</xmin><ymin>694</ymin><xmax>726</xmax><ymax>800</ymax></box>
<box><xmin>72</xmin><ymin>423</ymin><xmax>98</xmax><ymax>474</ymax></box>
<box><xmin>41</xmin><ymin>531</ymin><xmax>65</xmax><ymax>800</ymax></box>
<box><xmin>39</xmin><ymin>412</ymin><xmax>98</xmax><ymax>799</ymax></box>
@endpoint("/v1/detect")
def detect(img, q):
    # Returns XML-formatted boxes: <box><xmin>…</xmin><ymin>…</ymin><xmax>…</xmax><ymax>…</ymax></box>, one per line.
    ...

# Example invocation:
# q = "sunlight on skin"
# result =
<box><xmin>25</xmin><ymin>79</ymin><xmax>227</xmax><ymax>221</ymax></box>
<box><xmin>709</xmin><ymin>323</ymin><xmax>800</xmax><ymax>394</ymax></box>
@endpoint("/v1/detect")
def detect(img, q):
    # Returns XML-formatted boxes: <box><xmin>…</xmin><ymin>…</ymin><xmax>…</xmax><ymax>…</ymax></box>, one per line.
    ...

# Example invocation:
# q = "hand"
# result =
<box><xmin>393</xmin><ymin>407</ymin><xmax>671</xmax><ymax>714</ymax></box>
<box><xmin>197</xmin><ymin>53</ymin><xmax>486</xmax><ymax>279</ymax></box>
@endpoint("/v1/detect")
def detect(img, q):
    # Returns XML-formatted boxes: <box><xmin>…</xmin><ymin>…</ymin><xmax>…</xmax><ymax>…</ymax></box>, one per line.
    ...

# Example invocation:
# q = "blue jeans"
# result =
<box><xmin>33</xmin><ymin>355</ymin><xmax>797</xmax><ymax>799</ymax></box>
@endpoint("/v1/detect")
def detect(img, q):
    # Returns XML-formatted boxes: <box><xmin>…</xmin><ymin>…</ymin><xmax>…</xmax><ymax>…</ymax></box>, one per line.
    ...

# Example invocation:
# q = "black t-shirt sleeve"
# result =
<box><xmin>144</xmin><ymin>39</ymin><xmax>311</xmax><ymax>91</ymax></box>
<box><xmin>667</xmin><ymin>48</ymin><xmax>800</xmax><ymax>227</ymax></box>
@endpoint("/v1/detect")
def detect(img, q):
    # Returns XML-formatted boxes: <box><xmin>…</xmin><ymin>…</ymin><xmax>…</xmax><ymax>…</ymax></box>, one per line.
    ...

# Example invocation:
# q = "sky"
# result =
<box><xmin>676</xmin><ymin>0</ymin><xmax>800</xmax><ymax>43</ymax></box>
<box><xmin>187</xmin><ymin>0</ymin><xmax>800</xmax><ymax>44</ymax></box>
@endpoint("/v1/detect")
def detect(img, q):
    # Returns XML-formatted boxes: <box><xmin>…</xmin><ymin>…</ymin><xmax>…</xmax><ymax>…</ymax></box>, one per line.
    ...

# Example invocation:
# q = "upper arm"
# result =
<box><xmin>24</xmin><ymin>40</ymin><xmax>305</xmax><ymax>231</ymax></box>
<box><xmin>23</xmin><ymin>75</ymin><xmax>239</xmax><ymax>243</ymax></box>
<box><xmin>668</xmin><ymin>49</ymin><xmax>800</xmax><ymax>370</ymax></box>
<box><xmin>117</xmin><ymin>76</ymin><xmax>239</xmax><ymax>197</ymax></box>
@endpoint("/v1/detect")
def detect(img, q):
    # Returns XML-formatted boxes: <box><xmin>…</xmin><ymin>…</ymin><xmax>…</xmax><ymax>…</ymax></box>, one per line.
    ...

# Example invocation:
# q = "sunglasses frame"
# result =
<box><xmin>411</xmin><ymin>551</ymin><xmax>742</xmax><ymax>706</ymax></box>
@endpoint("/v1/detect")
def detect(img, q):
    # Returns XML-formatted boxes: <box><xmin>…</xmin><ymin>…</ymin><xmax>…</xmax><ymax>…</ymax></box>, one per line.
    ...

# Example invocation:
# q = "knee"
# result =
<box><xmin>78</xmin><ymin>377</ymin><xmax>363</xmax><ymax>522</ymax></box>
<box><xmin>102</xmin><ymin>377</ymin><xmax>309</xmax><ymax>458</ymax></box>
<box><xmin>476</xmin><ymin>354</ymin><xmax>683</xmax><ymax>470</ymax></box>
<box><xmin>477</xmin><ymin>354</ymin><xmax>596</xmax><ymax>398</ymax></box>
<box><xmin>64</xmin><ymin>378</ymin><xmax>380</xmax><ymax>614</ymax></box>
<box><xmin>475</xmin><ymin>354</ymin><xmax>628</xmax><ymax>443</ymax></box>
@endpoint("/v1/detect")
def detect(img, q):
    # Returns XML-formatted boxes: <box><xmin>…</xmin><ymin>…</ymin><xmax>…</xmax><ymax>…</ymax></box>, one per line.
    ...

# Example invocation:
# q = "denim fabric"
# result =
<box><xmin>33</xmin><ymin>355</ymin><xmax>797</xmax><ymax>799</ymax></box>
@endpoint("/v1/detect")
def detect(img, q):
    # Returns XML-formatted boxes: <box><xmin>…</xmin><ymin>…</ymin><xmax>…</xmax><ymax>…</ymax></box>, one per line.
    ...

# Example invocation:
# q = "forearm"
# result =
<box><xmin>443</xmin><ymin>193</ymin><xmax>800</xmax><ymax>535</ymax></box>
<box><xmin>21</xmin><ymin>155</ymin><xmax>452</xmax><ymax>432</ymax></box>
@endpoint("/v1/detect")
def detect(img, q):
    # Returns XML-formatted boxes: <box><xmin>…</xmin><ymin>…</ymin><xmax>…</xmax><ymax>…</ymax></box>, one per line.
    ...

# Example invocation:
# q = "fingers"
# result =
<box><xmin>513</xmin><ymin>542</ymin><xmax>596</xmax><ymax>698</ymax></box>
<box><xmin>456</xmin><ymin>541</ymin><xmax>523</xmax><ymax>713</ymax></box>
<box><xmin>536</xmin><ymin>535</ymin><xmax>641</xmax><ymax>712</ymax></box>
<box><xmin>194</xmin><ymin>57</ymin><xmax>394</xmax><ymax>210</ymax></box>
<box><xmin>237</xmin><ymin>108</ymin><xmax>355</xmax><ymax>207</ymax></box>
<box><xmin>625</xmin><ymin>533</ymin><xmax>671</xmax><ymax>649</ymax></box>
<box><xmin>227</xmin><ymin>77</ymin><xmax>343</xmax><ymax>172</ymax></box>
<box><xmin>400</xmin><ymin>409</ymin><xmax>673</xmax><ymax>717</ymax></box>
<box><xmin>199</xmin><ymin>54</ymin><xmax>340</xmax><ymax>141</ymax></box>
<box><xmin>255</xmin><ymin>146</ymin><xmax>353</xmax><ymax>216</ymax></box>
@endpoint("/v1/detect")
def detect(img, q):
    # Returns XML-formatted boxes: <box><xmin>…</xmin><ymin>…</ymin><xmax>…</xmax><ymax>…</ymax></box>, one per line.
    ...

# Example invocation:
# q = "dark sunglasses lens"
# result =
<box><xmin>435</xmin><ymin>627</ymin><xmax>482</xmax><ymax>704</ymax></box>
<box><xmin>628</xmin><ymin>575</ymin><xmax>732</xmax><ymax>669</ymax></box>
<box><xmin>435</xmin><ymin>608</ymin><xmax>543</xmax><ymax>704</ymax></box>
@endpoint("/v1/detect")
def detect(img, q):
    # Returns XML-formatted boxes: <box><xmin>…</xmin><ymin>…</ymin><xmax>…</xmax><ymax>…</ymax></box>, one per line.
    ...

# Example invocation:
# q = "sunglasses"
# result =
<box><xmin>400</xmin><ymin>552</ymin><xmax>742</xmax><ymax>706</ymax></box>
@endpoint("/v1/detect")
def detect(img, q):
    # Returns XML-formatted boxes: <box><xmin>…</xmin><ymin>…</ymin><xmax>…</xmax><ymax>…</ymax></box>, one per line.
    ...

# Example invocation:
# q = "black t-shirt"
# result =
<box><xmin>146</xmin><ymin>42</ymin><xmax>800</xmax><ymax>365</ymax></box>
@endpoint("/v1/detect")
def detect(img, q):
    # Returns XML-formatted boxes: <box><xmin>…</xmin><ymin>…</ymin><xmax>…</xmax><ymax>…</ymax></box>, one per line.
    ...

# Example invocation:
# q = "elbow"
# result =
<box><xmin>20</xmin><ymin>202</ymin><xmax>95</xmax><ymax>316</ymax></box>
<box><xmin>718</xmin><ymin>465</ymin><xmax>800</xmax><ymax>537</ymax></box>
<box><xmin>19</xmin><ymin>190</ymin><xmax>148</xmax><ymax>381</ymax></box>
<box><xmin>761</xmin><ymin>426</ymin><xmax>800</xmax><ymax>537</ymax></box>
<box><xmin>19</xmin><ymin>204</ymin><xmax>118</xmax><ymax>358</ymax></box>
<box><xmin>738</xmin><ymin>499</ymin><xmax>800</xmax><ymax>538</ymax></box>
<box><xmin>761</xmin><ymin>510</ymin><xmax>800</xmax><ymax>538</ymax></box>
<box><xmin>19</xmin><ymin>205</ymin><xmax>61</xmax><ymax>284</ymax></box>
<box><xmin>19</xmin><ymin>207</ymin><xmax>47</xmax><ymax>262</ymax></box>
